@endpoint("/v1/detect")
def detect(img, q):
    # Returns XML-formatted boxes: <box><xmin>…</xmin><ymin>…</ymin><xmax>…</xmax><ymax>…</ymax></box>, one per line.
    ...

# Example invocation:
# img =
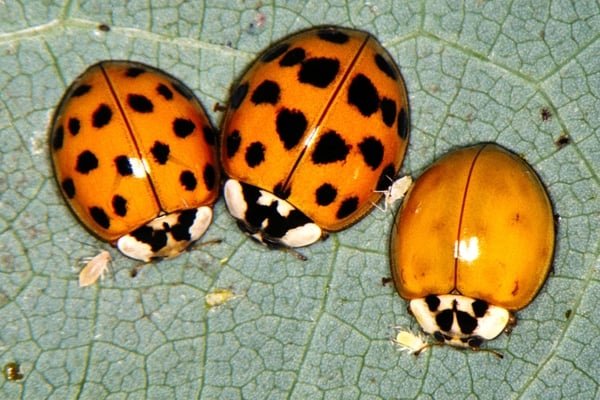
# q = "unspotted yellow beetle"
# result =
<box><xmin>390</xmin><ymin>143</ymin><xmax>555</xmax><ymax>350</ymax></box>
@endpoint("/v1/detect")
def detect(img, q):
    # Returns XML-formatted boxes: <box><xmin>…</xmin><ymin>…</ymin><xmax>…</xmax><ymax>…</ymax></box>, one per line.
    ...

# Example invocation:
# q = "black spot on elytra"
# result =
<box><xmin>425</xmin><ymin>295</ymin><xmax>441</xmax><ymax>312</ymax></box>
<box><xmin>151</xmin><ymin>141</ymin><xmax>170</xmax><ymax>164</ymax></box>
<box><xmin>76</xmin><ymin>150</ymin><xmax>99</xmax><ymax>174</ymax></box>
<box><xmin>173</xmin><ymin>118</ymin><xmax>195</xmax><ymax>138</ymax></box>
<box><xmin>251</xmin><ymin>80</ymin><xmax>280</xmax><ymax>105</ymax></box>
<box><xmin>72</xmin><ymin>84</ymin><xmax>91</xmax><ymax>97</ymax></box>
<box><xmin>299</xmin><ymin>58</ymin><xmax>340</xmax><ymax>88</ymax></box>
<box><xmin>128</xmin><ymin>94</ymin><xmax>154</xmax><ymax>113</ymax></box>
<box><xmin>68</xmin><ymin>118</ymin><xmax>81</xmax><ymax>135</ymax></box>
<box><xmin>348</xmin><ymin>74</ymin><xmax>379</xmax><ymax>117</ymax></box>
<box><xmin>157</xmin><ymin>83</ymin><xmax>173</xmax><ymax>100</ymax></box>
<box><xmin>317</xmin><ymin>29</ymin><xmax>350</xmax><ymax>44</ymax></box>
<box><xmin>471</xmin><ymin>299</ymin><xmax>489</xmax><ymax>318</ymax></box>
<box><xmin>53</xmin><ymin>126</ymin><xmax>64</xmax><ymax>150</ymax></box>
<box><xmin>180</xmin><ymin>170</ymin><xmax>197</xmax><ymax>191</ymax></box>
<box><xmin>273</xmin><ymin>182</ymin><xmax>291</xmax><ymax>200</ymax></box>
<box><xmin>115</xmin><ymin>155</ymin><xmax>133</xmax><ymax>176</ymax></box>
<box><xmin>92</xmin><ymin>104</ymin><xmax>112</xmax><ymax>128</ymax></box>
<box><xmin>171</xmin><ymin>81</ymin><xmax>193</xmax><ymax>100</ymax></box>
<box><xmin>397</xmin><ymin>107</ymin><xmax>409</xmax><ymax>139</ymax></box>
<box><xmin>376</xmin><ymin>164</ymin><xmax>396</xmax><ymax>191</ymax></box>
<box><xmin>203</xmin><ymin>126</ymin><xmax>216</xmax><ymax>146</ymax></box>
<box><xmin>245</xmin><ymin>142</ymin><xmax>265</xmax><ymax>168</ymax></box>
<box><xmin>436</xmin><ymin>309</ymin><xmax>454</xmax><ymax>332</ymax></box>
<box><xmin>375</xmin><ymin>53</ymin><xmax>397</xmax><ymax>80</ymax></box>
<box><xmin>380</xmin><ymin>98</ymin><xmax>396</xmax><ymax>127</ymax></box>
<box><xmin>315</xmin><ymin>183</ymin><xmax>337</xmax><ymax>206</ymax></box>
<box><xmin>261</xmin><ymin>42</ymin><xmax>291</xmax><ymax>62</ymax></box>
<box><xmin>358</xmin><ymin>137</ymin><xmax>384</xmax><ymax>170</ymax></box>
<box><xmin>276</xmin><ymin>108</ymin><xmax>307</xmax><ymax>150</ymax></box>
<box><xmin>112</xmin><ymin>195</ymin><xmax>127</xmax><ymax>216</ymax></box>
<box><xmin>226</xmin><ymin>130</ymin><xmax>241</xmax><ymax>158</ymax></box>
<box><xmin>336</xmin><ymin>197</ymin><xmax>358</xmax><ymax>219</ymax></box>
<box><xmin>280</xmin><ymin>48</ymin><xmax>306</xmax><ymax>66</ymax></box>
<box><xmin>62</xmin><ymin>178</ymin><xmax>75</xmax><ymax>198</ymax></box>
<box><xmin>230</xmin><ymin>82</ymin><xmax>249</xmax><ymax>110</ymax></box>
<box><xmin>125</xmin><ymin>67</ymin><xmax>145</xmax><ymax>77</ymax></box>
<box><xmin>203</xmin><ymin>164</ymin><xmax>216</xmax><ymax>190</ymax></box>
<box><xmin>311</xmin><ymin>131</ymin><xmax>350</xmax><ymax>164</ymax></box>
<box><xmin>90</xmin><ymin>206</ymin><xmax>110</xmax><ymax>229</ymax></box>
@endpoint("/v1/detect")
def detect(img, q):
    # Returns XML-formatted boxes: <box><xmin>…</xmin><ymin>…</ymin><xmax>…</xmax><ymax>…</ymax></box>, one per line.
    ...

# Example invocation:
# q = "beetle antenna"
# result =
<box><xmin>472</xmin><ymin>347</ymin><xmax>504</xmax><ymax>359</ymax></box>
<box><xmin>282</xmin><ymin>247</ymin><xmax>308</xmax><ymax>261</ymax></box>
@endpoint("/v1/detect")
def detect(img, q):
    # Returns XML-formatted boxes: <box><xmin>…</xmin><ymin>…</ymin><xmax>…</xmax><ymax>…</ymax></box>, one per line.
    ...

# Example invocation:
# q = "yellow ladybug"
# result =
<box><xmin>390</xmin><ymin>143</ymin><xmax>555</xmax><ymax>350</ymax></box>
<box><xmin>221</xmin><ymin>26</ymin><xmax>410</xmax><ymax>251</ymax></box>
<box><xmin>50</xmin><ymin>61</ymin><xmax>220</xmax><ymax>262</ymax></box>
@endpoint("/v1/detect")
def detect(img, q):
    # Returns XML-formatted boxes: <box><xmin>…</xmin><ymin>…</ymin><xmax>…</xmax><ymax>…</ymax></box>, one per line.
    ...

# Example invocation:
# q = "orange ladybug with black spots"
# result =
<box><xmin>221</xmin><ymin>26</ymin><xmax>410</xmax><ymax>250</ymax></box>
<box><xmin>50</xmin><ymin>61</ymin><xmax>220</xmax><ymax>262</ymax></box>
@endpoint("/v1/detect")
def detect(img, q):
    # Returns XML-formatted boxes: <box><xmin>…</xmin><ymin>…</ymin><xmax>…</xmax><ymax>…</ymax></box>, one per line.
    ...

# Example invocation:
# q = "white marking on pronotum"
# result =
<box><xmin>79</xmin><ymin>250</ymin><xmax>112</xmax><ymax>287</ymax></box>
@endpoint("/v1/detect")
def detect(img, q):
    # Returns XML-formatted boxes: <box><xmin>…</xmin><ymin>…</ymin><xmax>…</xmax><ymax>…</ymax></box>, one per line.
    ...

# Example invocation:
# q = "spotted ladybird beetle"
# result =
<box><xmin>390</xmin><ymin>143</ymin><xmax>554</xmax><ymax>350</ymax></box>
<box><xmin>50</xmin><ymin>61</ymin><xmax>220</xmax><ymax>262</ymax></box>
<box><xmin>221</xmin><ymin>26</ymin><xmax>410</xmax><ymax>250</ymax></box>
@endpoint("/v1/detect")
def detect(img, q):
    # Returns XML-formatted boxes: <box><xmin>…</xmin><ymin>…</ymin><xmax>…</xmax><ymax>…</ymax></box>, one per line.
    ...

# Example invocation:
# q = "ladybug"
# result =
<box><xmin>390</xmin><ymin>143</ymin><xmax>555</xmax><ymax>350</ymax></box>
<box><xmin>221</xmin><ymin>26</ymin><xmax>410</xmax><ymax>251</ymax></box>
<box><xmin>50</xmin><ymin>61</ymin><xmax>220</xmax><ymax>262</ymax></box>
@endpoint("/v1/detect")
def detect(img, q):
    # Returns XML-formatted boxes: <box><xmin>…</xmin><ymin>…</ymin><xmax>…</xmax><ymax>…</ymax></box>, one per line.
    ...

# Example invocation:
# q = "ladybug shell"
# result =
<box><xmin>221</xmin><ymin>26</ymin><xmax>409</xmax><ymax>232</ymax></box>
<box><xmin>391</xmin><ymin>143</ymin><xmax>554</xmax><ymax>310</ymax></box>
<box><xmin>50</xmin><ymin>61</ymin><xmax>219</xmax><ymax>243</ymax></box>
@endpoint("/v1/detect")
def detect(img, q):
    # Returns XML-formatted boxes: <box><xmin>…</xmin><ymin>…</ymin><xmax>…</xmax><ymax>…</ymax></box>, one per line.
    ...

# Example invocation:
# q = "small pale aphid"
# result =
<box><xmin>390</xmin><ymin>327</ymin><xmax>430</xmax><ymax>355</ymax></box>
<box><xmin>79</xmin><ymin>250</ymin><xmax>112</xmax><ymax>287</ymax></box>
<box><xmin>375</xmin><ymin>176</ymin><xmax>412</xmax><ymax>211</ymax></box>
<box><xmin>205</xmin><ymin>288</ymin><xmax>236</xmax><ymax>308</ymax></box>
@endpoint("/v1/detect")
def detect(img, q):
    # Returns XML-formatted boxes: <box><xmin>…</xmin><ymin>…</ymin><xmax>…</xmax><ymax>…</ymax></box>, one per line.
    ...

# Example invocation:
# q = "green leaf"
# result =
<box><xmin>1</xmin><ymin>1</ymin><xmax>599</xmax><ymax>398</ymax></box>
